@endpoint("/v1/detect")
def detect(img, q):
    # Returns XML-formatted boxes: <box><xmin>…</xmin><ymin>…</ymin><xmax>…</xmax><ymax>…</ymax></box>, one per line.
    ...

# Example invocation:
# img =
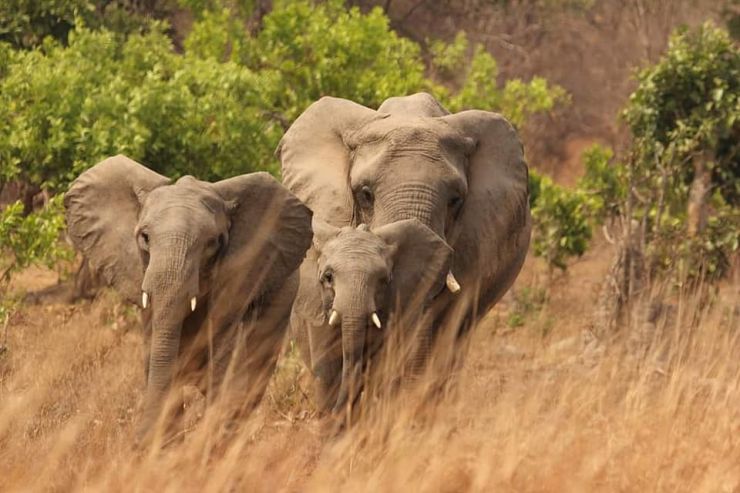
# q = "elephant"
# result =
<box><xmin>291</xmin><ymin>218</ymin><xmax>452</xmax><ymax>414</ymax></box>
<box><xmin>64</xmin><ymin>155</ymin><xmax>313</xmax><ymax>444</ymax></box>
<box><xmin>279</xmin><ymin>92</ymin><xmax>531</xmax><ymax>409</ymax></box>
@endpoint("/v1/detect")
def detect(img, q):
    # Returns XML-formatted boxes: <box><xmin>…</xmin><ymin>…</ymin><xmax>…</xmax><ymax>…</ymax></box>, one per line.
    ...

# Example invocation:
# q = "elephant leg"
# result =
<box><xmin>405</xmin><ymin>322</ymin><xmax>433</xmax><ymax>378</ymax></box>
<box><xmin>290</xmin><ymin>306</ymin><xmax>312</xmax><ymax>371</ymax></box>
<box><xmin>209</xmin><ymin>274</ymin><xmax>298</xmax><ymax>425</ymax></box>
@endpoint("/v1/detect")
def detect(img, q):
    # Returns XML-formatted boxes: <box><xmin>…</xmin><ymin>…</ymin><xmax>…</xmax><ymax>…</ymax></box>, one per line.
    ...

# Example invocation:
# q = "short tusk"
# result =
<box><xmin>190</xmin><ymin>297</ymin><xmax>197</xmax><ymax>312</ymax></box>
<box><xmin>328</xmin><ymin>310</ymin><xmax>339</xmax><ymax>327</ymax></box>
<box><xmin>142</xmin><ymin>292</ymin><xmax>149</xmax><ymax>309</ymax></box>
<box><xmin>371</xmin><ymin>312</ymin><xmax>382</xmax><ymax>329</ymax></box>
<box><xmin>446</xmin><ymin>271</ymin><xmax>461</xmax><ymax>293</ymax></box>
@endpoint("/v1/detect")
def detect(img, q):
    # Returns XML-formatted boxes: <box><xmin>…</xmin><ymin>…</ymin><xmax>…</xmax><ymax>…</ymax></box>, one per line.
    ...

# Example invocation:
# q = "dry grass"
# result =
<box><xmin>1</xmin><ymin>251</ymin><xmax>739</xmax><ymax>492</ymax></box>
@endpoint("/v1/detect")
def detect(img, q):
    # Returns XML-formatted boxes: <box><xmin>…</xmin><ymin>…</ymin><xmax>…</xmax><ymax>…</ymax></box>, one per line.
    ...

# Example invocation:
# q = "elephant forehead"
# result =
<box><xmin>321</xmin><ymin>232</ymin><xmax>390</xmax><ymax>269</ymax></box>
<box><xmin>146</xmin><ymin>182</ymin><xmax>226</xmax><ymax>212</ymax></box>
<box><xmin>355</xmin><ymin>117</ymin><xmax>471</xmax><ymax>150</ymax></box>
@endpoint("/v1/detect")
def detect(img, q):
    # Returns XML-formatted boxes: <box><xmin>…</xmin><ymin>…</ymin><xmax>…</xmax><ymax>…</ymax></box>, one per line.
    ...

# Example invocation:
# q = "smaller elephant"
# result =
<box><xmin>291</xmin><ymin>218</ymin><xmax>452</xmax><ymax>415</ymax></box>
<box><xmin>65</xmin><ymin>155</ymin><xmax>313</xmax><ymax>444</ymax></box>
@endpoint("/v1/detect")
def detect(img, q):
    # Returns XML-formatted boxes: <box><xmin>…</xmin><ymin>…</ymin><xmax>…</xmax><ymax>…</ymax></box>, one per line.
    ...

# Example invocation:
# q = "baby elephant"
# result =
<box><xmin>65</xmin><ymin>155</ymin><xmax>313</xmax><ymax>444</ymax></box>
<box><xmin>291</xmin><ymin>218</ymin><xmax>452</xmax><ymax>415</ymax></box>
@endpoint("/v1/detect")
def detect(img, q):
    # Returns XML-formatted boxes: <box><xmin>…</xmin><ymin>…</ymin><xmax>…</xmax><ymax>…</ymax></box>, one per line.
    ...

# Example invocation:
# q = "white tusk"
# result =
<box><xmin>328</xmin><ymin>310</ymin><xmax>339</xmax><ymax>327</ymax></box>
<box><xmin>142</xmin><ymin>292</ymin><xmax>148</xmax><ymax>309</ymax></box>
<box><xmin>371</xmin><ymin>312</ymin><xmax>382</xmax><ymax>329</ymax></box>
<box><xmin>190</xmin><ymin>297</ymin><xmax>197</xmax><ymax>312</ymax></box>
<box><xmin>446</xmin><ymin>271</ymin><xmax>461</xmax><ymax>293</ymax></box>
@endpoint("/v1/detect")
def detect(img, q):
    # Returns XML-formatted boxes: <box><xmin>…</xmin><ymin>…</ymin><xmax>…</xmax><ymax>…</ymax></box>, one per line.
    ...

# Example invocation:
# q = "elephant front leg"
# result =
<box><xmin>208</xmin><ymin>279</ymin><xmax>297</xmax><ymax>430</ymax></box>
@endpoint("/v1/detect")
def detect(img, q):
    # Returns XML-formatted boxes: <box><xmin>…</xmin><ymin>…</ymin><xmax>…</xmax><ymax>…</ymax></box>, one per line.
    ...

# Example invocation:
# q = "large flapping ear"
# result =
<box><xmin>311</xmin><ymin>217</ymin><xmax>341</xmax><ymax>252</ymax></box>
<box><xmin>210</xmin><ymin>172</ymin><xmax>313</xmax><ymax>327</ymax></box>
<box><xmin>377</xmin><ymin>92</ymin><xmax>450</xmax><ymax>117</ymax></box>
<box><xmin>374</xmin><ymin>219</ymin><xmax>453</xmax><ymax>310</ymax></box>
<box><xmin>64</xmin><ymin>155</ymin><xmax>170</xmax><ymax>306</ymax></box>
<box><xmin>278</xmin><ymin>97</ymin><xmax>382</xmax><ymax>227</ymax></box>
<box><xmin>442</xmin><ymin>111</ymin><xmax>532</xmax><ymax>309</ymax></box>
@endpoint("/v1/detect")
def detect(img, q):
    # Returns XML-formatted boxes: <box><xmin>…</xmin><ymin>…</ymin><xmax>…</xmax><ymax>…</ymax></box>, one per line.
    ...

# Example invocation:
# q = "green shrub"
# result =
<box><xmin>0</xmin><ymin>24</ymin><xmax>274</xmax><ymax>190</ymax></box>
<box><xmin>577</xmin><ymin>144</ymin><xmax>627</xmax><ymax>221</ymax></box>
<box><xmin>0</xmin><ymin>195</ymin><xmax>72</xmax><ymax>282</ymax></box>
<box><xmin>621</xmin><ymin>23</ymin><xmax>739</xmax><ymax>284</ymax></box>
<box><xmin>529</xmin><ymin>171</ymin><xmax>593</xmax><ymax>271</ymax></box>
<box><xmin>623</xmin><ymin>22</ymin><xmax>739</xmax><ymax>209</ymax></box>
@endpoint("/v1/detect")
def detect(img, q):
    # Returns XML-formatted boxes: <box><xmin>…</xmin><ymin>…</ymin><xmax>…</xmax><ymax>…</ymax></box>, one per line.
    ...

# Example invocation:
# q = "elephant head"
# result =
<box><xmin>279</xmin><ymin>93</ymin><xmax>531</xmax><ymax>318</ymax></box>
<box><xmin>311</xmin><ymin>218</ymin><xmax>452</xmax><ymax>413</ymax></box>
<box><xmin>64</xmin><ymin>155</ymin><xmax>312</xmax><ymax>439</ymax></box>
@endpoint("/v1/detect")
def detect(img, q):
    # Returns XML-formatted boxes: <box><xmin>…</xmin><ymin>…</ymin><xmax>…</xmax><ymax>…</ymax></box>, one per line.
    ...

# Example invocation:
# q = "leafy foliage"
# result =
<box><xmin>186</xmin><ymin>0</ymin><xmax>428</xmax><ymax>123</ymax></box>
<box><xmin>623</xmin><ymin>22</ymin><xmax>739</xmax><ymax>208</ymax></box>
<box><xmin>577</xmin><ymin>144</ymin><xmax>627</xmax><ymax>220</ymax></box>
<box><xmin>0</xmin><ymin>195</ymin><xmax>72</xmax><ymax>282</ymax></box>
<box><xmin>0</xmin><ymin>24</ymin><xmax>275</xmax><ymax>190</ymax></box>
<box><xmin>0</xmin><ymin>0</ymin><xmax>171</xmax><ymax>49</ymax></box>
<box><xmin>529</xmin><ymin>171</ymin><xmax>592</xmax><ymax>271</ymax></box>
<box><xmin>620</xmin><ymin>23</ymin><xmax>740</xmax><ymax>283</ymax></box>
<box><xmin>0</xmin><ymin>0</ymin><xmax>93</xmax><ymax>48</ymax></box>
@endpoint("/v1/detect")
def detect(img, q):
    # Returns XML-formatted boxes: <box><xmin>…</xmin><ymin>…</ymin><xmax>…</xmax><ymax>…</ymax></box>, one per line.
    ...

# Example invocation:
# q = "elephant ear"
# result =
<box><xmin>311</xmin><ymin>217</ymin><xmax>341</xmax><ymax>252</ymax></box>
<box><xmin>377</xmin><ymin>92</ymin><xmax>450</xmax><ymax>117</ymax></box>
<box><xmin>375</xmin><ymin>219</ymin><xmax>453</xmax><ymax>310</ymax></box>
<box><xmin>278</xmin><ymin>97</ymin><xmax>382</xmax><ymax>227</ymax></box>
<box><xmin>442</xmin><ymin>111</ymin><xmax>532</xmax><ymax>309</ymax></box>
<box><xmin>210</xmin><ymin>172</ymin><xmax>313</xmax><ymax>325</ymax></box>
<box><xmin>64</xmin><ymin>155</ymin><xmax>170</xmax><ymax>306</ymax></box>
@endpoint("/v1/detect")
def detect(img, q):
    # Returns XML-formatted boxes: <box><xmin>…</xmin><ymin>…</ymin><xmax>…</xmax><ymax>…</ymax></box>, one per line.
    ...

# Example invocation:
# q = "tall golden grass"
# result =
<box><xmin>0</xmin><ymin>264</ymin><xmax>738</xmax><ymax>492</ymax></box>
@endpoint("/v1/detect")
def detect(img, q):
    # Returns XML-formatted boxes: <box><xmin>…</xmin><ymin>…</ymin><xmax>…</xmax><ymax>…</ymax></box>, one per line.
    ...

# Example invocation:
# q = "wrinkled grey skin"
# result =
<box><xmin>280</xmin><ymin>93</ymin><xmax>531</xmax><ymax>411</ymax></box>
<box><xmin>291</xmin><ymin>218</ymin><xmax>452</xmax><ymax>413</ymax></box>
<box><xmin>65</xmin><ymin>155</ymin><xmax>312</xmax><ymax>443</ymax></box>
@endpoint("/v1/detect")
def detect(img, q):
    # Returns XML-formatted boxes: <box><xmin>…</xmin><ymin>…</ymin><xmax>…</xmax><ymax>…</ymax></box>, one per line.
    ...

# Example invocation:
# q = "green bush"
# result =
<box><xmin>577</xmin><ymin>144</ymin><xmax>627</xmax><ymax>221</ymax></box>
<box><xmin>0</xmin><ymin>24</ymin><xmax>274</xmax><ymax>190</ymax></box>
<box><xmin>621</xmin><ymin>22</ymin><xmax>740</xmax><ymax>284</ymax></box>
<box><xmin>529</xmin><ymin>171</ymin><xmax>593</xmax><ymax>271</ymax></box>
<box><xmin>623</xmin><ymin>22</ymin><xmax>739</xmax><ymax>208</ymax></box>
<box><xmin>0</xmin><ymin>195</ymin><xmax>72</xmax><ymax>282</ymax></box>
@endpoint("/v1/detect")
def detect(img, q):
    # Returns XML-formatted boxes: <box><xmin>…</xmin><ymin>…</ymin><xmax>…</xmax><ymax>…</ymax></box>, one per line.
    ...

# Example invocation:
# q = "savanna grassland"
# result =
<box><xmin>1</xmin><ymin>240</ymin><xmax>738</xmax><ymax>492</ymax></box>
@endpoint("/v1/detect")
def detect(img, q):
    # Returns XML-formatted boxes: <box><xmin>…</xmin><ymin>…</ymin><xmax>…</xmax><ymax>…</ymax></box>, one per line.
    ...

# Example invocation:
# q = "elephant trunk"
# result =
<box><xmin>375</xmin><ymin>181</ymin><xmax>445</xmax><ymax>237</ymax></box>
<box><xmin>333</xmin><ymin>314</ymin><xmax>366</xmax><ymax>416</ymax></box>
<box><xmin>331</xmin><ymin>274</ymin><xmax>373</xmax><ymax>416</ymax></box>
<box><xmin>136</xmin><ymin>238</ymin><xmax>199</xmax><ymax>443</ymax></box>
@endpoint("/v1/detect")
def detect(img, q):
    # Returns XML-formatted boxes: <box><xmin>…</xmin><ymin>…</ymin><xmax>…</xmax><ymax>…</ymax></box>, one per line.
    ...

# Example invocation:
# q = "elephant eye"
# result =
<box><xmin>138</xmin><ymin>231</ymin><xmax>150</xmax><ymax>251</ymax></box>
<box><xmin>448</xmin><ymin>196</ymin><xmax>463</xmax><ymax>211</ymax></box>
<box><xmin>321</xmin><ymin>270</ymin><xmax>334</xmax><ymax>287</ymax></box>
<box><xmin>357</xmin><ymin>185</ymin><xmax>374</xmax><ymax>207</ymax></box>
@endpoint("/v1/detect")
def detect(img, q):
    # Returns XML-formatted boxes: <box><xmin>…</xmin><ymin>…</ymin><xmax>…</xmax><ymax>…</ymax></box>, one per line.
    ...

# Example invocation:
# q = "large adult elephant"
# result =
<box><xmin>280</xmin><ymin>93</ymin><xmax>531</xmax><ymax>411</ymax></box>
<box><xmin>64</xmin><ymin>155</ymin><xmax>313</xmax><ymax>443</ymax></box>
